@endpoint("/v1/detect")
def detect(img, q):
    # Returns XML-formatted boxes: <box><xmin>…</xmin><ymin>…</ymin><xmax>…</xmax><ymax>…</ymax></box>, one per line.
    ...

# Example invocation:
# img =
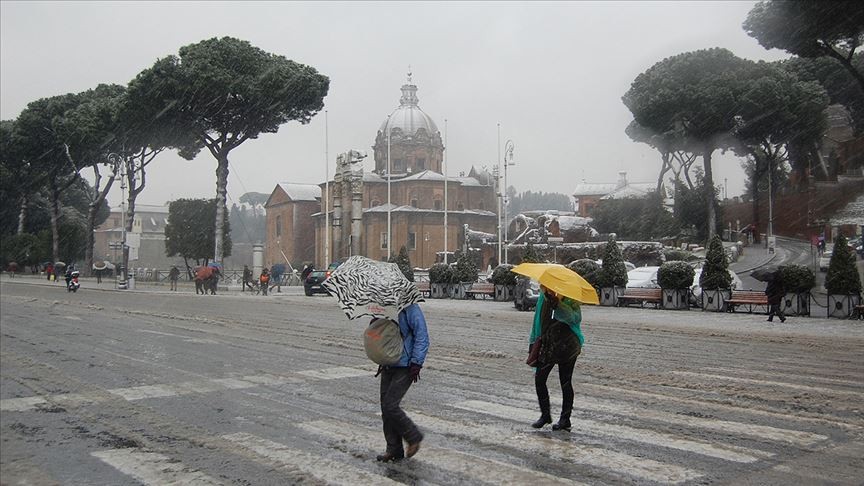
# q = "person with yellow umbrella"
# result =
<box><xmin>513</xmin><ymin>263</ymin><xmax>598</xmax><ymax>431</ymax></box>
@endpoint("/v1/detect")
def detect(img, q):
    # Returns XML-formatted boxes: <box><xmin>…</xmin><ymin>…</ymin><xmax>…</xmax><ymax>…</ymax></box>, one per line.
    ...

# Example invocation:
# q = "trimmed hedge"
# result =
<box><xmin>779</xmin><ymin>264</ymin><xmax>815</xmax><ymax>293</ymax></box>
<box><xmin>490</xmin><ymin>264</ymin><xmax>517</xmax><ymax>286</ymax></box>
<box><xmin>429</xmin><ymin>263</ymin><xmax>452</xmax><ymax>284</ymax></box>
<box><xmin>825</xmin><ymin>233</ymin><xmax>862</xmax><ymax>295</ymax></box>
<box><xmin>657</xmin><ymin>261</ymin><xmax>695</xmax><ymax>290</ymax></box>
<box><xmin>597</xmin><ymin>235</ymin><xmax>628</xmax><ymax>288</ymax></box>
<box><xmin>663</xmin><ymin>249</ymin><xmax>694</xmax><ymax>262</ymax></box>
<box><xmin>700</xmin><ymin>235</ymin><xmax>732</xmax><ymax>290</ymax></box>
<box><xmin>566</xmin><ymin>259</ymin><xmax>601</xmax><ymax>287</ymax></box>
<box><xmin>452</xmin><ymin>252</ymin><xmax>479</xmax><ymax>283</ymax></box>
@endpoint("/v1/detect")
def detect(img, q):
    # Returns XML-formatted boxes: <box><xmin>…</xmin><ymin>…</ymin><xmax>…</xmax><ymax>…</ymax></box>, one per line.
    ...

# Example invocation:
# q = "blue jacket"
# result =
<box><xmin>392</xmin><ymin>304</ymin><xmax>429</xmax><ymax>367</ymax></box>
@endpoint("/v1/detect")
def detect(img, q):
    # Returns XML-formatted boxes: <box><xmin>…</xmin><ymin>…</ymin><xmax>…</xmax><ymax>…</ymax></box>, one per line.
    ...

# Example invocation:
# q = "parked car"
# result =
<box><xmin>304</xmin><ymin>270</ymin><xmax>331</xmax><ymax>296</ymax></box>
<box><xmin>690</xmin><ymin>267</ymin><xmax>743</xmax><ymax>305</ymax></box>
<box><xmin>626</xmin><ymin>266</ymin><xmax>660</xmax><ymax>288</ymax></box>
<box><xmin>514</xmin><ymin>278</ymin><xmax>540</xmax><ymax>311</ymax></box>
<box><xmin>819</xmin><ymin>246</ymin><xmax>833</xmax><ymax>272</ymax></box>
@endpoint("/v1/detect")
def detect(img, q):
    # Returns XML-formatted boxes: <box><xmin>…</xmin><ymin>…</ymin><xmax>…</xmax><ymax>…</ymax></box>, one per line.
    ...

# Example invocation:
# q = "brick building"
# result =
<box><xmin>266</xmin><ymin>75</ymin><xmax>499</xmax><ymax>270</ymax></box>
<box><xmin>263</xmin><ymin>183</ymin><xmax>320</xmax><ymax>267</ymax></box>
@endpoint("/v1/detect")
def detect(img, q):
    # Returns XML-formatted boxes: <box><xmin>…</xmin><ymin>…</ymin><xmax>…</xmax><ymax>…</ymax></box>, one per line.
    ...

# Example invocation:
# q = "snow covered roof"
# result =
<box><xmin>829</xmin><ymin>193</ymin><xmax>864</xmax><ymax>226</ymax></box>
<box><xmin>555</xmin><ymin>215</ymin><xmax>594</xmax><ymax>231</ymax></box>
<box><xmin>398</xmin><ymin>170</ymin><xmax>445</xmax><ymax>182</ymax></box>
<box><xmin>601</xmin><ymin>183</ymin><xmax>655</xmax><ymax>200</ymax></box>
<box><xmin>363</xmin><ymin>204</ymin><xmax>495</xmax><ymax>217</ymax></box>
<box><xmin>277</xmin><ymin>183</ymin><xmax>320</xmax><ymax>202</ymax></box>
<box><xmin>572</xmin><ymin>182</ymin><xmax>619</xmax><ymax>196</ymax></box>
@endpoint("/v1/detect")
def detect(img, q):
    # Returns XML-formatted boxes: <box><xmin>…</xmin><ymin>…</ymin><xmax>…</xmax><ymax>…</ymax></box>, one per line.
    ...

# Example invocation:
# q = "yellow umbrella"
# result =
<box><xmin>511</xmin><ymin>263</ymin><xmax>565</xmax><ymax>280</ymax></box>
<box><xmin>513</xmin><ymin>263</ymin><xmax>599</xmax><ymax>305</ymax></box>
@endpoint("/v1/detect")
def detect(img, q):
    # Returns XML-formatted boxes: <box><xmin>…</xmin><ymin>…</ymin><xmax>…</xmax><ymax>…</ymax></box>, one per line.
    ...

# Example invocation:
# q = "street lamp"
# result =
<box><xmin>387</xmin><ymin>114</ymin><xmax>392</xmax><ymax>260</ymax></box>
<box><xmin>443</xmin><ymin>118</ymin><xmax>448</xmax><ymax>265</ymax></box>
<box><xmin>503</xmin><ymin>139</ymin><xmax>515</xmax><ymax>264</ymax></box>
<box><xmin>324</xmin><ymin>110</ymin><xmax>330</xmax><ymax>267</ymax></box>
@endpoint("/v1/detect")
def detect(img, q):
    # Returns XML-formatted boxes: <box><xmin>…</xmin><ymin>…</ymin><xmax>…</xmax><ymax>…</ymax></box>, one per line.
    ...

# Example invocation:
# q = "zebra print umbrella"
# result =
<box><xmin>322</xmin><ymin>255</ymin><xmax>424</xmax><ymax>320</ymax></box>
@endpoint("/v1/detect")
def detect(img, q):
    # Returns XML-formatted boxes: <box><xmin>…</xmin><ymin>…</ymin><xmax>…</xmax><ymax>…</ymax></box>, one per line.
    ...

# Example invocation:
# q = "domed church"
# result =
<box><xmin>265</xmin><ymin>73</ymin><xmax>499</xmax><ymax>270</ymax></box>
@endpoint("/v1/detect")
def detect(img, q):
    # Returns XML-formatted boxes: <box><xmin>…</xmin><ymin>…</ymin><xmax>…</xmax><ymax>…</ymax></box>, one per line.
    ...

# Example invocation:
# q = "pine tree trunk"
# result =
<box><xmin>17</xmin><ymin>195</ymin><xmax>27</xmax><ymax>235</ymax></box>
<box><xmin>85</xmin><ymin>205</ymin><xmax>97</xmax><ymax>277</ymax></box>
<box><xmin>50</xmin><ymin>182</ymin><xmax>60</xmax><ymax>263</ymax></box>
<box><xmin>213</xmin><ymin>155</ymin><xmax>230</xmax><ymax>263</ymax></box>
<box><xmin>703</xmin><ymin>144</ymin><xmax>716</xmax><ymax>241</ymax></box>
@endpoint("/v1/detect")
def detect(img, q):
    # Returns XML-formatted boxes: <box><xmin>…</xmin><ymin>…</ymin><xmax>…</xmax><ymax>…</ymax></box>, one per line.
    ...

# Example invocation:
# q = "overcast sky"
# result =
<box><xmin>1</xmin><ymin>1</ymin><xmax>791</xmax><ymax>209</ymax></box>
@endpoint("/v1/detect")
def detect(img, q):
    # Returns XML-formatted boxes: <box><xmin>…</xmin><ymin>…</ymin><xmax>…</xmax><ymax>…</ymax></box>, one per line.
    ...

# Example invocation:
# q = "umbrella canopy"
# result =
<box><xmin>271</xmin><ymin>263</ymin><xmax>286</xmax><ymax>274</ymax></box>
<box><xmin>511</xmin><ymin>263</ymin><xmax>566</xmax><ymax>280</ymax></box>
<box><xmin>322</xmin><ymin>255</ymin><xmax>424</xmax><ymax>320</ymax></box>
<box><xmin>54</xmin><ymin>261</ymin><xmax>66</xmax><ymax>267</ymax></box>
<box><xmin>538</xmin><ymin>266</ymin><xmax>600</xmax><ymax>305</ymax></box>
<box><xmin>93</xmin><ymin>261</ymin><xmax>108</xmax><ymax>270</ymax></box>
<box><xmin>750</xmin><ymin>265</ymin><xmax>780</xmax><ymax>282</ymax></box>
<box><xmin>513</xmin><ymin>262</ymin><xmax>599</xmax><ymax>305</ymax></box>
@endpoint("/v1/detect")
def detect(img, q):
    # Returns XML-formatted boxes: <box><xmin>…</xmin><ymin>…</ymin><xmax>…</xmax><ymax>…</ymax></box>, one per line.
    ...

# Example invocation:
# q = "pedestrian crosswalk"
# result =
<box><xmin>7</xmin><ymin>364</ymin><xmax>859</xmax><ymax>485</ymax></box>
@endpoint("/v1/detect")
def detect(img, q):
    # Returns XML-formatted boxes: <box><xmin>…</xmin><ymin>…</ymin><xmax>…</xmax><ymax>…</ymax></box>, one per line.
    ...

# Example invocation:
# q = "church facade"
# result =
<box><xmin>265</xmin><ymin>76</ymin><xmax>499</xmax><ymax>270</ymax></box>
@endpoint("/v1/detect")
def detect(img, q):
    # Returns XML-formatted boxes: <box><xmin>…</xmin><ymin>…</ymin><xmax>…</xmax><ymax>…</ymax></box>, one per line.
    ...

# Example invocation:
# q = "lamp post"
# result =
<box><xmin>496</xmin><ymin>123</ymin><xmax>502</xmax><ymax>265</ymax></box>
<box><xmin>118</xmin><ymin>155</ymin><xmax>128</xmax><ymax>289</ymax></box>
<box><xmin>503</xmin><ymin>139</ymin><xmax>515</xmax><ymax>264</ymax></box>
<box><xmin>387</xmin><ymin>114</ymin><xmax>392</xmax><ymax>260</ymax></box>
<box><xmin>324</xmin><ymin>110</ymin><xmax>330</xmax><ymax>267</ymax></box>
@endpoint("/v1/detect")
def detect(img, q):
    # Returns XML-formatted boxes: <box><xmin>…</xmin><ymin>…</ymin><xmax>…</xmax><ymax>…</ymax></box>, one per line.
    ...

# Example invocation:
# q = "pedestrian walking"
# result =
<box><xmin>242</xmin><ymin>265</ymin><xmax>253</xmax><ymax>292</ymax></box>
<box><xmin>375</xmin><ymin>303</ymin><xmax>428</xmax><ymax>462</ymax></box>
<box><xmin>270</xmin><ymin>264</ymin><xmax>284</xmax><ymax>293</ymax></box>
<box><xmin>529</xmin><ymin>287</ymin><xmax>584</xmax><ymax>431</ymax></box>
<box><xmin>259</xmin><ymin>268</ymin><xmax>270</xmax><ymax>296</ymax></box>
<box><xmin>168</xmin><ymin>266</ymin><xmax>180</xmax><ymax>291</ymax></box>
<box><xmin>45</xmin><ymin>263</ymin><xmax>54</xmax><ymax>281</ymax></box>
<box><xmin>301</xmin><ymin>263</ymin><xmax>314</xmax><ymax>282</ymax></box>
<box><xmin>765</xmin><ymin>278</ymin><xmax>786</xmax><ymax>323</ymax></box>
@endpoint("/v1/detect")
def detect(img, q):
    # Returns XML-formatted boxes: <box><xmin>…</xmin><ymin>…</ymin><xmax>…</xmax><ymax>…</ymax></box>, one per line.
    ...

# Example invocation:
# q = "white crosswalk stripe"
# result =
<box><xmin>222</xmin><ymin>432</ymin><xmax>403</xmax><ymax>486</ymax></box>
<box><xmin>298</xmin><ymin>419</ymin><xmax>584</xmax><ymax>486</ymax></box>
<box><xmin>91</xmin><ymin>449</ymin><xmax>222</xmax><ymax>485</ymax></box>
<box><xmin>407</xmin><ymin>411</ymin><xmax>701</xmax><ymax>484</ymax></box>
<box><xmin>669</xmin><ymin>371</ymin><xmax>864</xmax><ymax>398</ymax></box>
<box><xmin>511</xmin><ymin>391</ymin><xmax>828</xmax><ymax>446</ymax></box>
<box><xmin>453</xmin><ymin>400</ymin><xmax>772</xmax><ymax>463</ymax></box>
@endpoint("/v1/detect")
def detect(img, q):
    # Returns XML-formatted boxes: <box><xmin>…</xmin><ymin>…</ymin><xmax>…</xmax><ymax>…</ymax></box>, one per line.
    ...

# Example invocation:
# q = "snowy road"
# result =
<box><xmin>2</xmin><ymin>280</ymin><xmax>862</xmax><ymax>485</ymax></box>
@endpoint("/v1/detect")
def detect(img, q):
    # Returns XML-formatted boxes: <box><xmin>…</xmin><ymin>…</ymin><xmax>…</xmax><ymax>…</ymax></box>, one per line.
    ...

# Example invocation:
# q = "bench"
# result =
<box><xmin>415</xmin><ymin>281</ymin><xmax>430</xmax><ymax>298</ymax></box>
<box><xmin>726</xmin><ymin>290</ymin><xmax>769</xmax><ymax>313</ymax></box>
<box><xmin>618</xmin><ymin>288</ymin><xmax>662</xmax><ymax>308</ymax></box>
<box><xmin>466</xmin><ymin>282</ymin><xmax>495</xmax><ymax>299</ymax></box>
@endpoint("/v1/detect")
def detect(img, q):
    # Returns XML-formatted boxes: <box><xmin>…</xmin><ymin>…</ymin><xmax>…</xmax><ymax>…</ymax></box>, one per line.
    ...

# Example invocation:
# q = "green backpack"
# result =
<box><xmin>364</xmin><ymin>318</ymin><xmax>404</xmax><ymax>365</ymax></box>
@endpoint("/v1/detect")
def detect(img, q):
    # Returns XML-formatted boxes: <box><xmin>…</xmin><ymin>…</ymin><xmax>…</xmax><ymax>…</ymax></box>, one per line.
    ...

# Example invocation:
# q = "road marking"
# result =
<box><xmin>298</xmin><ymin>419</ymin><xmax>583</xmax><ymax>486</ymax></box>
<box><xmin>92</xmin><ymin>449</ymin><xmax>222</xmax><ymax>485</ymax></box>
<box><xmin>701</xmin><ymin>367</ymin><xmax>864</xmax><ymax>389</ymax></box>
<box><xmin>669</xmin><ymin>371</ymin><xmax>864</xmax><ymax>398</ymax></box>
<box><xmin>454</xmin><ymin>400</ymin><xmax>771</xmax><ymax>463</ymax></box>
<box><xmin>1</xmin><ymin>366</ymin><xmax>368</xmax><ymax>412</ymax></box>
<box><xmin>402</xmin><ymin>412</ymin><xmax>700</xmax><ymax>484</ymax></box>
<box><xmin>512</xmin><ymin>391</ymin><xmax>827</xmax><ymax>446</ymax></box>
<box><xmin>221</xmin><ymin>432</ymin><xmax>402</xmax><ymax>486</ymax></box>
<box><xmin>296</xmin><ymin>366</ymin><xmax>370</xmax><ymax>380</ymax></box>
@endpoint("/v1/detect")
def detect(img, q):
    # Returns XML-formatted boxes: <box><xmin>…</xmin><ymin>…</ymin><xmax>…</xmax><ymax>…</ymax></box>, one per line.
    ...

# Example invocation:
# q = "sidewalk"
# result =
<box><xmin>729</xmin><ymin>243</ymin><xmax>776</xmax><ymax>275</ymax></box>
<box><xmin>0</xmin><ymin>274</ymin><xmax>305</xmax><ymax>296</ymax></box>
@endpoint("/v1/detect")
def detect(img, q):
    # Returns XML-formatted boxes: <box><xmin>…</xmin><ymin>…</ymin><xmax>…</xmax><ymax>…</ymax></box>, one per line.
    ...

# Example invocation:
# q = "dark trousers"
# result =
<box><xmin>380</xmin><ymin>367</ymin><xmax>423</xmax><ymax>455</ymax></box>
<box><xmin>170</xmin><ymin>279</ymin><xmax>177</xmax><ymax>291</ymax></box>
<box><xmin>768</xmin><ymin>303</ymin><xmax>785</xmax><ymax>321</ymax></box>
<box><xmin>535</xmin><ymin>358</ymin><xmax>577</xmax><ymax>420</ymax></box>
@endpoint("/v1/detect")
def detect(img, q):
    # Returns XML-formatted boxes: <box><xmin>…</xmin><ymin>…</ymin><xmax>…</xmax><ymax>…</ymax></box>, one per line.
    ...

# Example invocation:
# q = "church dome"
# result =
<box><xmin>379</xmin><ymin>78</ymin><xmax>439</xmax><ymax>137</ymax></box>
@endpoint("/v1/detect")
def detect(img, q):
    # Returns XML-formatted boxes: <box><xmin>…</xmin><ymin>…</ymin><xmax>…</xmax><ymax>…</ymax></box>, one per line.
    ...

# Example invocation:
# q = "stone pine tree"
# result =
<box><xmin>825</xmin><ymin>233</ymin><xmax>862</xmax><ymax>295</ymax></box>
<box><xmin>598</xmin><ymin>235</ymin><xmax>628</xmax><ymax>288</ymax></box>
<box><xmin>132</xmin><ymin>37</ymin><xmax>329</xmax><ymax>263</ymax></box>
<box><xmin>389</xmin><ymin>245</ymin><xmax>414</xmax><ymax>282</ymax></box>
<box><xmin>700</xmin><ymin>235</ymin><xmax>733</xmax><ymax>290</ymax></box>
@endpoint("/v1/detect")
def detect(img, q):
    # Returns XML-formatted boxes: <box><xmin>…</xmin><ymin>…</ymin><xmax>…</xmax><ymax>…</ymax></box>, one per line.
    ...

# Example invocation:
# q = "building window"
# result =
<box><xmin>371</xmin><ymin>199</ymin><xmax>380</xmax><ymax>207</ymax></box>
<box><xmin>276</xmin><ymin>217</ymin><xmax>282</xmax><ymax>237</ymax></box>
<box><xmin>410</xmin><ymin>198</ymin><xmax>418</xmax><ymax>208</ymax></box>
<box><xmin>380</xmin><ymin>232</ymin><xmax>389</xmax><ymax>250</ymax></box>
<box><xmin>479</xmin><ymin>201</ymin><xmax>485</xmax><ymax>210</ymax></box>
<box><xmin>416</xmin><ymin>158</ymin><xmax>426</xmax><ymax>170</ymax></box>
<box><xmin>394</xmin><ymin>158</ymin><xmax>404</xmax><ymax>173</ymax></box>
<box><xmin>434</xmin><ymin>199</ymin><xmax>443</xmax><ymax>210</ymax></box>
<box><xmin>407</xmin><ymin>232</ymin><xmax>416</xmax><ymax>250</ymax></box>
<box><xmin>457</xmin><ymin>202</ymin><xmax>464</xmax><ymax>211</ymax></box>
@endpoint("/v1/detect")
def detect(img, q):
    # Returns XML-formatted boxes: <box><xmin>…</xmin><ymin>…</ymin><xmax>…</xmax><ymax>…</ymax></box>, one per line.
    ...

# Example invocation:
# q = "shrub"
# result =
<box><xmin>663</xmin><ymin>249</ymin><xmax>693</xmax><ymax>262</ymax></box>
<box><xmin>779</xmin><ymin>264</ymin><xmax>815</xmax><ymax>293</ymax></box>
<box><xmin>429</xmin><ymin>263</ymin><xmax>452</xmax><ymax>284</ymax></box>
<box><xmin>388</xmin><ymin>245</ymin><xmax>414</xmax><ymax>282</ymax></box>
<box><xmin>521</xmin><ymin>242</ymin><xmax>542</xmax><ymax>263</ymax></box>
<box><xmin>566</xmin><ymin>259</ymin><xmax>601</xmax><ymax>287</ymax></box>
<box><xmin>452</xmin><ymin>252</ymin><xmax>479</xmax><ymax>283</ymax></box>
<box><xmin>596</xmin><ymin>235</ymin><xmax>628</xmax><ymax>288</ymax></box>
<box><xmin>657</xmin><ymin>261</ymin><xmax>695</xmax><ymax>290</ymax></box>
<box><xmin>825</xmin><ymin>233</ymin><xmax>862</xmax><ymax>295</ymax></box>
<box><xmin>490</xmin><ymin>264</ymin><xmax>517</xmax><ymax>286</ymax></box>
<box><xmin>700</xmin><ymin>235</ymin><xmax>732</xmax><ymax>290</ymax></box>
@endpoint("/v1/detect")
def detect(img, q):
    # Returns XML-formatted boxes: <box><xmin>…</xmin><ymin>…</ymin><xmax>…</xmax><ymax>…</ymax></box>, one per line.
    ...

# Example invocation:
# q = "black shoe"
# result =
<box><xmin>552</xmin><ymin>419</ymin><xmax>572</xmax><ymax>431</ymax></box>
<box><xmin>767</xmin><ymin>318</ymin><xmax>773</xmax><ymax>322</ymax></box>
<box><xmin>531</xmin><ymin>415</ymin><xmax>552</xmax><ymax>428</ymax></box>
<box><xmin>376</xmin><ymin>452</ymin><xmax>404</xmax><ymax>462</ymax></box>
<box><xmin>780</xmin><ymin>317</ymin><xmax>786</xmax><ymax>323</ymax></box>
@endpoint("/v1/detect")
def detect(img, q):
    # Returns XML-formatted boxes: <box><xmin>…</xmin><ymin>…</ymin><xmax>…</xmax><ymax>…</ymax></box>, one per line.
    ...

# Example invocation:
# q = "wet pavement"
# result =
<box><xmin>2</xmin><ymin>277</ymin><xmax>863</xmax><ymax>485</ymax></box>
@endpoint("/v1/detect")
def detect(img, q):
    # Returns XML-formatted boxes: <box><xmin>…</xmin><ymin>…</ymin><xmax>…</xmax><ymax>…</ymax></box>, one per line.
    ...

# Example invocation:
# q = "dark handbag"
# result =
<box><xmin>526</xmin><ymin>338</ymin><xmax>542</xmax><ymax>366</ymax></box>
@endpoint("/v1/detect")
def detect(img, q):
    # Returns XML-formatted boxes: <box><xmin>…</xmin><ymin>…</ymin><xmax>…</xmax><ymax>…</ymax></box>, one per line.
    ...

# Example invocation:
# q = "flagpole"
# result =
<box><xmin>443</xmin><ymin>118</ymin><xmax>448</xmax><ymax>265</ymax></box>
<box><xmin>497</xmin><ymin>123</ymin><xmax>502</xmax><ymax>266</ymax></box>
